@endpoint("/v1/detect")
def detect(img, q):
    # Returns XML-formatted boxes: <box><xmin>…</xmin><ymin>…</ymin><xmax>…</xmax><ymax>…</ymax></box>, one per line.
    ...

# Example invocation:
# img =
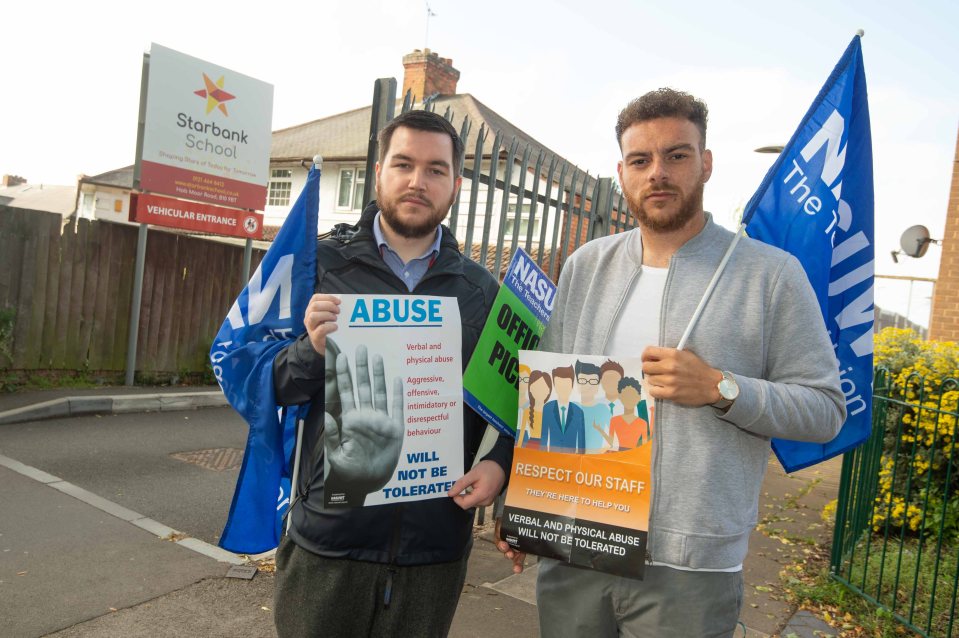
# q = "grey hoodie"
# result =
<box><xmin>541</xmin><ymin>214</ymin><xmax>845</xmax><ymax>569</ymax></box>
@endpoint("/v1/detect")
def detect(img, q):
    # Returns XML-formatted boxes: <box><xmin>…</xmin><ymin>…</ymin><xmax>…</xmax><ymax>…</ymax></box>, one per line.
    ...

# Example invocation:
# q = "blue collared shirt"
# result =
<box><xmin>372</xmin><ymin>211</ymin><xmax>442</xmax><ymax>291</ymax></box>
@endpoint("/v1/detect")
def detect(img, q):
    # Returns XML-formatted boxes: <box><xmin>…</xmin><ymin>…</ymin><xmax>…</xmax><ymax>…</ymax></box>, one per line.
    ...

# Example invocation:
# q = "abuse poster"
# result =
<box><xmin>463</xmin><ymin>248</ymin><xmax>555</xmax><ymax>436</ymax></box>
<box><xmin>323</xmin><ymin>294</ymin><xmax>463</xmax><ymax>508</ymax></box>
<box><xmin>499</xmin><ymin>350</ymin><xmax>652</xmax><ymax>578</ymax></box>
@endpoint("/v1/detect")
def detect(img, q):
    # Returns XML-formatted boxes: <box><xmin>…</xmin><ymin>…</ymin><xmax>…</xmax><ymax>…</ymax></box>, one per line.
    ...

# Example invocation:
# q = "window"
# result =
<box><xmin>337</xmin><ymin>167</ymin><xmax>366</xmax><ymax>211</ymax></box>
<box><xmin>79</xmin><ymin>192</ymin><xmax>94</xmax><ymax>218</ymax></box>
<box><xmin>268</xmin><ymin>169</ymin><xmax>293</xmax><ymax>207</ymax></box>
<box><xmin>504</xmin><ymin>203</ymin><xmax>540</xmax><ymax>239</ymax></box>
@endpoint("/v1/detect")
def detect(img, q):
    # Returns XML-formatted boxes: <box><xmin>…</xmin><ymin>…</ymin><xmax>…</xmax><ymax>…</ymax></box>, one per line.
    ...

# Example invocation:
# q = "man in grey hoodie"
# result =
<box><xmin>497</xmin><ymin>89</ymin><xmax>846</xmax><ymax>637</ymax></box>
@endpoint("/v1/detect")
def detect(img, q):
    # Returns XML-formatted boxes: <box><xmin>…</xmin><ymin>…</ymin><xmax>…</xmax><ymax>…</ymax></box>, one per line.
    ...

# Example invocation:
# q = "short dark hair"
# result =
<box><xmin>552</xmin><ymin>365</ymin><xmax>574</xmax><ymax>381</ymax></box>
<box><xmin>575</xmin><ymin>360</ymin><xmax>601</xmax><ymax>377</ymax></box>
<box><xmin>377</xmin><ymin>110</ymin><xmax>464</xmax><ymax>175</ymax></box>
<box><xmin>615</xmin><ymin>88</ymin><xmax>709</xmax><ymax>149</ymax></box>
<box><xmin>618</xmin><ymin>376</ymin><xmax>642</xmax><ymax>394</ymax></box>
<box><xmin>600</xmin><ymin>359</ymin><xmax>624</xmax><ymax>378</ymax></box>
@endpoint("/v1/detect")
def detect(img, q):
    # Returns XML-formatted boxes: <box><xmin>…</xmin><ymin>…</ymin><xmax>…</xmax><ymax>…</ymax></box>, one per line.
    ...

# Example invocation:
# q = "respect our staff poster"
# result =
<box><xmin>499</xmin><ymin>350</ymin><xmax>652</xmax><ymax>578</ymax></box>
<box><xmin>323</xmin><ymin>294</ymin><xmax>463</xmax><ymax>508</ymax></box>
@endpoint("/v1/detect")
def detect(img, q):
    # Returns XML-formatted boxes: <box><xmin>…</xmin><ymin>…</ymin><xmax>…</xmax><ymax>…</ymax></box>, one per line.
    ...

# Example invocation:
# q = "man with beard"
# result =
<box><xmin>272</xmin><ymin>110</ymin><xmax>513</xmax><ymax>637</ymax></box>
<box><xmin>497</xmin><ymin>89</ymin><xmax>845</xmax><ymax>636</ymax></box>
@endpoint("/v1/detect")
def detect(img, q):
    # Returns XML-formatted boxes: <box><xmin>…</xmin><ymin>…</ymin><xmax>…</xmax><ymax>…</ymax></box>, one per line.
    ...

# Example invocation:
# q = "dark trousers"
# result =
<box><xmin>273</xmin><ymin>536</ymin><xmax>470</xmax><ymax>638</ymax></box>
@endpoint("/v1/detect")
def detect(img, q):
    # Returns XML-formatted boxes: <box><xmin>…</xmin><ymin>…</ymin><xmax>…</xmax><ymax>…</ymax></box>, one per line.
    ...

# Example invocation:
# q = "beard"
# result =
<box><xmin>376</xmin><ymin>184</ymin><xmax>454</xmax><ymax>239</ymax></box>
<box><xmin>625</xmin><ymin>181</ymin><xmax>704</xmax><ymax>233</ymax></box>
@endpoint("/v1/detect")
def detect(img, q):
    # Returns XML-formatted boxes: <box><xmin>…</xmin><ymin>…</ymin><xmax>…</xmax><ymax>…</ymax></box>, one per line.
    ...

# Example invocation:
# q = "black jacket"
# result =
<box><xmin>273</xmin><ymin>202</ymin><xmax>513</xmax><ymax>565</ymax></box>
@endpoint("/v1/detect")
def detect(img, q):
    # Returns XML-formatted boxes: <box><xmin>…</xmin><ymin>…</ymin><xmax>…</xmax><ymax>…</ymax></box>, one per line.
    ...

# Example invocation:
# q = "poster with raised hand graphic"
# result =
<box><xmin>322</xmin><ymin>295</ymin><xmax>463</xmax><ymax>508</ymax></box>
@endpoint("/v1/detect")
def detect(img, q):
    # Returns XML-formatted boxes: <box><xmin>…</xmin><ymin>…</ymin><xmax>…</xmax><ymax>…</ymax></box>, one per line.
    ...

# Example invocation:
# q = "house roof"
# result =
<box><xmin>270</xmin><ymin>93</ymin><xmax>571</xmax><ymax>168</ymax></box>
<box><xmin>80</xmin><ymin>165</ymin><xmax>135</xmax><ymax>190</ymax></box>
<box><xmin>0</xmin><ymin>183</ymin><xmax>77</xmax><ymax>215</ymax></box>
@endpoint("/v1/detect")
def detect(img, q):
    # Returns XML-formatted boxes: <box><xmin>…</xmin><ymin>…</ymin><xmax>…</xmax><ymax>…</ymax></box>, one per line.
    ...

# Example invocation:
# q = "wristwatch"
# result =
<box><xmin>712</xmin><ymin>371</ymin><xmax>739</xmax><ymax>410</ymax></box>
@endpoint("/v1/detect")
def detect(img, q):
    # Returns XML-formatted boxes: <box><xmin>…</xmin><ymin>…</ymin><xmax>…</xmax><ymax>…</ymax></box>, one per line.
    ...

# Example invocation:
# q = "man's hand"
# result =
<box><xmin>325</xmin><ymin>345</ymin><xmax>404</xmax><ymax>494</ymax></box>
<box><xmin>494</xmin><ymin>517</ymin><xmax>527</xmax><ymax>574</ymax></box>
<box><xmin>642</xmin><ymin>346</ymin><xmax>723</xmax><ymax>407</ymax></box>
<box><xmin>448</xmin><ymin>460</ymin><xmax>506</xmax><ymax>510</ymax></box>
<box><xmin>305</xmin><ymin>294</ymin><xmax>340</xmax><ymax>354</ymax></box>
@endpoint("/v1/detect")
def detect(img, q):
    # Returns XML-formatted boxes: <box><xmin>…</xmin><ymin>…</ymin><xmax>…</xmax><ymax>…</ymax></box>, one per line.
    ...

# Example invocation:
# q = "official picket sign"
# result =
<box><xmin>463</xmin><ymin>248</ymin><xmax>555</xmax><ymax>436</ymax></box>
<box><xmin>324</xmin><ymin>294</ymin><xmax>464</xmax><ymax>507</ymax></box>
<box><xmin>133</xmin><ymin>192</ymin><xmax>264</xmax><ymax>239</ymax></box>
<box><xmin>138</xmin><ymin>43</ymin><xmax>273</xmax><ymax>211</ymax></box>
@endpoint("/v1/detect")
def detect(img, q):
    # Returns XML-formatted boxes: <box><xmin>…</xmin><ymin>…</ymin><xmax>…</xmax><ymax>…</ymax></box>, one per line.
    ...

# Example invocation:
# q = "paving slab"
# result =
<box><xmin>45</xmin><ymin>575</ymin><xmax>277</xmax><ymax>638</ymax></box>
<box><xmin>452</xmin><ymin>530</ymin><xmax>540</xmax><ymax>638</ymax></box>
<box><xmin>739</xmin><ymin>457</ymin><xmax>841</xmax><ymax>636</ymax></box>
<box><xmin>780</xmin><ymin>609</ymin><xmax>839</xmax><ymax>637</ymax></box>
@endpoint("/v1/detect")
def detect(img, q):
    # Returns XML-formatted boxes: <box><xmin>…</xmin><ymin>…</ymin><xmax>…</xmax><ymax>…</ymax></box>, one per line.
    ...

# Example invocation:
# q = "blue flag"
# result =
<box><xmin>210</xmin><ymin>165</ymin><xmax>319</xmax><ymax>553</ymax></box>
<box><xmin>743</xmin><ymin>36</ymin><xmax>873</xmax><ymax>473</ymax></box>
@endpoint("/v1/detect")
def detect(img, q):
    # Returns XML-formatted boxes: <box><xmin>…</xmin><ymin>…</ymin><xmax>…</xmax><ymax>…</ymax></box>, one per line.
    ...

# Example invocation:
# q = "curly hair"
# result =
<box><xmin>615</xmin><ymin>88</ymin><xmax>709</xmax><ymax>149</ymax></box>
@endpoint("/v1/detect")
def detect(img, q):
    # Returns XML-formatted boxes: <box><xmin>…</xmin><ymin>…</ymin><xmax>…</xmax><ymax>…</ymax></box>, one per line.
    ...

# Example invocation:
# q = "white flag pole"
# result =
<box><xmin>676</xmin><ymin>223</ymin><xmax>746</xmax><ymax>351</ymax></box>
<box><xmin>472</xmin><ymin>425</ymin><xmax>500</xmax><ymax>469</ymax></box>
<box><xmin>287</xmin><ymin>416</ymin><xmax>305</xmax><ymax>533</ymax></box>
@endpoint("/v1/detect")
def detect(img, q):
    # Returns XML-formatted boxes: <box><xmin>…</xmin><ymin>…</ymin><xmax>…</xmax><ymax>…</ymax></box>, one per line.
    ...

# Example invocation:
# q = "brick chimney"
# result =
<box><xmin>2</xmin><ymin>174</ymin><xmax>26</xmax><ymax>187</ymax></box>
<box><xmin>402</xmin><ymin>49</ymin><xmax>460</xmax><ymax>100</ymax></box>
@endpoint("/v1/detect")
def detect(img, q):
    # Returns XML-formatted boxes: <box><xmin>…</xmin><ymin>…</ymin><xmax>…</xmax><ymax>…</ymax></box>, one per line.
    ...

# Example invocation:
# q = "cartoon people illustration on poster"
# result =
<box><xmin>575</xmin><ymin>360</ymin><xmax>611</xmax><ymax>454</ymax></box>
<box><xmin>596</xmin><ymin>376</ymin><xmax>651</xmax><ymax>451</ymax></box>
<box><xmin>517</xmin><ymin>369</ymin><xmax>551</xmax><ymax>450</ymax></box>
<box><xmin>515</xmin><ymin>355</ymin><xmax>651</xmax><ymax>454</ymax></box>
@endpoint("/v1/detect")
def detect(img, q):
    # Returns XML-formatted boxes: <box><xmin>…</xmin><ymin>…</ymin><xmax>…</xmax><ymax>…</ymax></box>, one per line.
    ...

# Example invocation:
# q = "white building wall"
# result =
<box><xmin>77</xmin><ymin>185</ymin><xmax>134</xmax><ymax>225</ymax></box>
<box><xmin>267</xmin><ymin>159</ymin><xmax>563</xmax><ymax>250</ymax></box>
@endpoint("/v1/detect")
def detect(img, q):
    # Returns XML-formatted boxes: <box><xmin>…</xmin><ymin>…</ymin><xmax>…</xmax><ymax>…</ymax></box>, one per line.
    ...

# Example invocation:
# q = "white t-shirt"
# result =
<box><xmin>604</xmin><ymin>266</ymin><xmax>668</xmax><ymax>357</ymax></box>
<box><xmin>604</xmin><ymin>261</ymin><xmax>743</xmax><ymax>574</ymax></box>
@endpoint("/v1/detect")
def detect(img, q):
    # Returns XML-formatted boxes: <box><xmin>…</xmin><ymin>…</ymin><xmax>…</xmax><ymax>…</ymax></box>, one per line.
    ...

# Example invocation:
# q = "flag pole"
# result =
<box><xmin>286</xmin><ymin>155</ymin><xmax>323</xmax><ymax>534</ymax></box>
<box><xmin>676</xmin><ymin>223</ymin><xmax>746</xmax><ymax>351</ymax></box>
<box><xmin>287</xmin><ymin>414</ymin><xmax>304</xmax><ymax>533</ymax></box>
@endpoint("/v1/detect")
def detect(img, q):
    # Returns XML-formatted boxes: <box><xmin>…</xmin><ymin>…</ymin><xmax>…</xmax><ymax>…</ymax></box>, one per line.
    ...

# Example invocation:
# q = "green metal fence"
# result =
<box><xmin>831</xmin><ymin>369</ymin><xmax>959</xmax><ymax>637</ymax></box>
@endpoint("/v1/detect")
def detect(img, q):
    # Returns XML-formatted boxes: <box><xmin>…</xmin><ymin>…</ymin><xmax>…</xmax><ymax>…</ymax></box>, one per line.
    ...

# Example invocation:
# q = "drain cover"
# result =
<box><xmin>171</xmin><ymin>448</ymin><xmax>243</xmax><ymax>471</ymax></box>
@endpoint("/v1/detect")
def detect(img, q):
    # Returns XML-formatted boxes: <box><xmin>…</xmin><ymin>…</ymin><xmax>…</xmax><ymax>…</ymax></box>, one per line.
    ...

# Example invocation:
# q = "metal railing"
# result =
<box><xmin>831</xmin><ymin>369</ymin><xmax>959</xmax><ymax>637</ymax></box>
<box><xmin>364</xmin><ymin>78</ymin><xmax>635</xmax><ymax>281</ymax></box>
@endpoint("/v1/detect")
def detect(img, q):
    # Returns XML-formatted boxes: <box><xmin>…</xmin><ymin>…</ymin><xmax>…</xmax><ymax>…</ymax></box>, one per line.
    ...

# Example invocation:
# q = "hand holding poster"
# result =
<box><xmin>324</xmin><ymin>294</ymin><xmax>464</xmax><ymax>507</ymax></box>
<box><xmin>500</xmin><ymin>351</ymin><xmax>651</xmax><ymax>579</ymax></box>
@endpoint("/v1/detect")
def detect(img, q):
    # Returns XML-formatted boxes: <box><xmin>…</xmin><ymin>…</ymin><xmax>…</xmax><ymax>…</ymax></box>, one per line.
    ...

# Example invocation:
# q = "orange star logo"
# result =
<box><xmin>194</xmin><ymin>73</ymin><xmax>236</xmax><ymax>116</ymax></box>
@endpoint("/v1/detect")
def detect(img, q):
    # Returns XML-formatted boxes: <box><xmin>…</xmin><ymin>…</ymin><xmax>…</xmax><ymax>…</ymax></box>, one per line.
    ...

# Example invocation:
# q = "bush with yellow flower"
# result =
<box><xmin>870</xmin><ymin>328</ymin><xmax>959</xmax><ymax>540</ymax></box>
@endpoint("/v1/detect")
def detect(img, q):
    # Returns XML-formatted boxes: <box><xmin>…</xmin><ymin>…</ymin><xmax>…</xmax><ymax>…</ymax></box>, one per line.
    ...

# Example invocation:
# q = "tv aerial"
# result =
<box><xmin>891</xmin><ymin>225</ymin><xmax>941</xmax><ymax>263</ymax></box>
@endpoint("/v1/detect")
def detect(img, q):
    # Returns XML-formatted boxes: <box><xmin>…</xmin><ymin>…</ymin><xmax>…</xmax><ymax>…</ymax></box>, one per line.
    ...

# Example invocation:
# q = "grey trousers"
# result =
<box><xmin>536</xmin><ymin>559</ymin><xmax>744</xmax><ymax>638</ymax></box>
<box><xmin>273</xmin><ymin>536</ymin><xmax>470</xmax><ymax>638</ymax></box>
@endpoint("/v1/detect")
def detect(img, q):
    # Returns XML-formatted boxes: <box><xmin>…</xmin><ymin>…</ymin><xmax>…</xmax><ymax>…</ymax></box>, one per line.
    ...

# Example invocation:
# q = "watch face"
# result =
<box><xmin>718</xmin><ymin>376</ymin><xmax>739</xmax><ymax>400</ymax></box>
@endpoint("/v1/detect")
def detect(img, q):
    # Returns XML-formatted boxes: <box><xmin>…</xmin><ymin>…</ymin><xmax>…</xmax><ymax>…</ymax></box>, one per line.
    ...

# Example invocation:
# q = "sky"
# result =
<box><xmin>2</xmin><ymin>0</ymin><xmax>956</xmax><ymax>327</ymax></box>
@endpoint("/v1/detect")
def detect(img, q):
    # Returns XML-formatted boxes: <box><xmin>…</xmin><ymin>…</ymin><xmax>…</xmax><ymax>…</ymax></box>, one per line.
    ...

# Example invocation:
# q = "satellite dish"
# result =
<box><xmin>900</xmin><ymin>225</ymin><xmax>933</xmax><ymax>258</ymax></box>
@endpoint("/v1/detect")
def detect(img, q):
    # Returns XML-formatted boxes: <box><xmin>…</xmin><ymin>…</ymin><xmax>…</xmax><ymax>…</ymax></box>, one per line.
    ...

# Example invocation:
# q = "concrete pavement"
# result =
<box><xmin>0</xmin><ymin>386</ymin><xmax>842</xmax><ymax>637</ymax></box>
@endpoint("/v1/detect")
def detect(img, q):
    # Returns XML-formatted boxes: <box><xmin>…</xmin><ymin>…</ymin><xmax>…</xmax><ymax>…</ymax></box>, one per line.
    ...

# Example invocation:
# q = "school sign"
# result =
<box><xmin>137</xmin><ymin>43</ymin><xmax>273</xmax><ymax>215</ymax></box>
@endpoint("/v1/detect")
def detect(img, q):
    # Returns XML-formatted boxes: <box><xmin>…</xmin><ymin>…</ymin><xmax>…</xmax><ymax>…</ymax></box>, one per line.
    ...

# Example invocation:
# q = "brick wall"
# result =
<box><xmin>928</xmin><ymin>127</ymin><xmax>959</xmax><ymax>341</ymax></box>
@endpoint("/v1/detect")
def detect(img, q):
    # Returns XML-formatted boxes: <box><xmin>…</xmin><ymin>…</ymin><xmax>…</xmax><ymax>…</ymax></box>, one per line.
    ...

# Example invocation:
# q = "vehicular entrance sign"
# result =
<box><xmin>132</xmin><ymin>192</ymin><xmax>264</xmax><ymax>239</ymax></box>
